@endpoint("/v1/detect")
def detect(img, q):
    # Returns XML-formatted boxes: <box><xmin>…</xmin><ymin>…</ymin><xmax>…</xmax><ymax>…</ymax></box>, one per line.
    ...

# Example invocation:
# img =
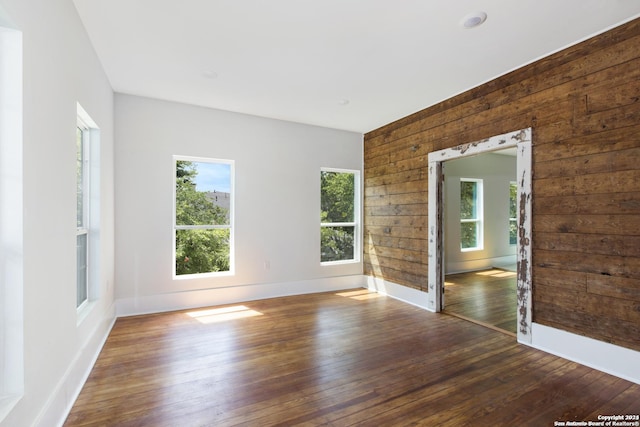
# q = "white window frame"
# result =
<box><xmin>0</xmin><ymin>21</ymin><xmax>24</xmax><ymax>420</ymax></box>
<box><xmin>460</xmin><ymin>178</ymin><xmax>483</xmax><ymax>252</ymax></box>
<box><xmin>76</xmin><ymin>103</ymin><xmax>100</xmax><ymax>319</ymax></box>
<box><xmin>173</xmin><ymin>155</ymin><xmax>235</xmax><ymax>278</ymax></box>
<box><xmin>76</xmin><ymin>117</ymin><xmax>91</xmax><ymax>310</ymax></box>
<box><xmin>320</xmin><ymin>167</ymin><xmax>360</xmax><ymax>265</ymax></box>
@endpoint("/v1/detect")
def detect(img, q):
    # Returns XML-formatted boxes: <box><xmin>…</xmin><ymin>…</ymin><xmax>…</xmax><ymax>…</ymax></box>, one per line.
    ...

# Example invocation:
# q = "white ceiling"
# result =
<box><xmin>73</xmin><ymin>0</ymin><xmax>640</xmax><ymax>133</ymax></box>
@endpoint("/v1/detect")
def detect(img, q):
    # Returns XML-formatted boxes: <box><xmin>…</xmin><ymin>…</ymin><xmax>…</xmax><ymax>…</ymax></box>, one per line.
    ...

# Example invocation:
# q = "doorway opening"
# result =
<box><xmin>427</xmin><ymin>128</ymin><xmax>533</xmax><ymax>344</ymax></box>
<box><xmin>442</xmin><ymin>149</ymin><xmax>517</xmax><ymax>335</ymax></box>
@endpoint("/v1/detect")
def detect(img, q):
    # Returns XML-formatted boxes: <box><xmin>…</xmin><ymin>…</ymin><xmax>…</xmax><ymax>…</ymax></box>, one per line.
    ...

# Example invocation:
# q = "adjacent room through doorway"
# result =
<box><xmin>442</xmin><ymin>149</ymin><xmax>517</xmax><ymax>335</ymax></box>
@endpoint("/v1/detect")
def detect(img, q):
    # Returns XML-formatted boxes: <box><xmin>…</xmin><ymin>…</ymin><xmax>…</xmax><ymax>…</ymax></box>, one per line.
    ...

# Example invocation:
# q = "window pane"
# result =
<box><xmin>76</xmin><ymin>127</ymin><xmax>84</xmax><ymax>228</ymax></box>
<box><xmin>509</xmin><ymin>183</ymin><xmax>517</xmax><ymax>219</ymax></box>
<box><xmin>461</xmin><ymin>222</ymin><xmax>478</xmax><ymax>249</ymax></box>
<box><xmin>509</xmin><ymin>182</ymin><xmax>517</xmax><ymax>245</ymax></box>
<box><xmin>77</xmin><ymin>233</ymin><xmax>88</xmax><ymax>307</ymax></box>
<box><xmin>321</xmin><ymin>171</ymin><xmax>354</xmax><ymax>223</ymax></box>
<box><xmin>176</xmin><ymin>229</ymin><xmax>230</xmax><ymax>275</ymax></box>
<box><xmin>460</xmin><ymin>181</ymin><xmax>477</xmax><ymax>220</ymax></box>
<box><xmin>509</xmin><ymin>220</ymin><xmax>517</xmax><ymax>245</ymax></box>
<box><xmin>176</xmin><ymin>160</ymin><xmax>231</xmax><ymax>226</ymax></box>
<box><xmin>321</xmin><ymin>226</ymin><xmax>354</xmax><ymax>262</ymax></box>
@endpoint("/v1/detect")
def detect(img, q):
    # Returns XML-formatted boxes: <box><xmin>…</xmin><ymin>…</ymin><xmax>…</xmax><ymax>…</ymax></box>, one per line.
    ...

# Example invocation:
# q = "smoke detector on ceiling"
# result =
<box><xmin>460</xmin><ymin>12</ymin><xmax>487</xmax><ymax>29</ymax></box>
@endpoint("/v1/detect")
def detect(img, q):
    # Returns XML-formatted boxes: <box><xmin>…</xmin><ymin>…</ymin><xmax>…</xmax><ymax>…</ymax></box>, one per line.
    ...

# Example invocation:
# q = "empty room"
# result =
<box><xmin>1</xmin><ymin>1</ymin><xmax>639</xmax><ymax>426</ymax></box>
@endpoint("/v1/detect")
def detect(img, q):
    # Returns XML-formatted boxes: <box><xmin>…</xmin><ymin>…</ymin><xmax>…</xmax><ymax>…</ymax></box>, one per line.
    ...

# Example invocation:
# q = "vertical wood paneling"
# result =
<box><xmin>363</xmin><ymin>18</ymin><xmax>640</xmax><ymax>352</ymax></box>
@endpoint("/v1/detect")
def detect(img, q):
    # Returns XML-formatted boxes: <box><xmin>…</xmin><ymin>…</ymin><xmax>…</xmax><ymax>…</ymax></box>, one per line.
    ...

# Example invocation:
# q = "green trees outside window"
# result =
<box><xmin>175</xmin><ymin>159</ymin><xmax>232</xmax><ymax>276</ymax></box>
<box><xmin>321</xmin><ymin>170</ymin><xmax>358</xmax><ymax>263</ymax></box>
<box><xmin>460</xmin><ymin>179</ymin><xmax>482</xmax><ymax>250</ymax></box>
<box><xmin>509</xmin><ymin>182</ymin><xmax>518</xmax><ymax>245</ymax></box>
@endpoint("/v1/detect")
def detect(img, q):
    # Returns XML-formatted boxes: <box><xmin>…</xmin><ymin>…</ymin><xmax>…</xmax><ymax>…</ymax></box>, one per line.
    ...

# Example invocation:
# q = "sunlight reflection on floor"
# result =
<box><xmin>186</xmin><ymin>305</ymin><xmax>263</xmax><ymax>324</ymax></box>
<box><xmin>336</xmin><ymin>289</ymin><xmax>383</xmax><ymax>300</ymax></box>
<box><xmin>475</xmin><ymin>269</ymin><xmax>517</xmax><ymax>278</ymax></box>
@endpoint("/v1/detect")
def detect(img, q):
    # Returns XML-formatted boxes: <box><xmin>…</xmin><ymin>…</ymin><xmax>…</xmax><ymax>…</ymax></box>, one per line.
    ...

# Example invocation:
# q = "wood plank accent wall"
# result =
<box><xmin>363</xmin><ymin>18</ymin><xmax>640</xmax><ymax>352</ymax></box>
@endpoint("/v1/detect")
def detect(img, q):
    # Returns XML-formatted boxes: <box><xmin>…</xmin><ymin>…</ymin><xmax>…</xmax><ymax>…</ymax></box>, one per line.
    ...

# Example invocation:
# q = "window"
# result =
<box><xmin>76</xmin><ymin>119</ymin><xmax>90</xmax><ymax>308</ymax></box>
<box><xmin>509</xmin><ymin>181</ymin><xmax>517</xmax><ymax>245</ymax></box>
<box><xmin>174</xmin><ymin>157</ymin><xmax>234</xmax><ymax>277</ymax></box>
<box><xmin>76</xmin><ymin>103</ymin><xmax>100</xmax><ymax>312</ymax></box>
<box><xmin>460</xmin><ymin>178</ymin><xmax>483</xmax><ymax>251</ymax></box>
<box><xmin>0</xmin><ymin>21</ymin><xmax>24</xmax><ymax>418</ymax></box>
<box><xmin>320</xmin><ymin>168</ymin><xmax>360</xmax><ymax>263</ymax></box>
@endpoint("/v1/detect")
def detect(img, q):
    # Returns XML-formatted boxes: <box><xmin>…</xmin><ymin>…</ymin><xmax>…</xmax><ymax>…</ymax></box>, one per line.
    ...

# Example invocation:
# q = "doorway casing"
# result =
<box><xmin>427</xmin><ymin>128</ymin><xmax>532</xmax><ymax>344</ymax></box>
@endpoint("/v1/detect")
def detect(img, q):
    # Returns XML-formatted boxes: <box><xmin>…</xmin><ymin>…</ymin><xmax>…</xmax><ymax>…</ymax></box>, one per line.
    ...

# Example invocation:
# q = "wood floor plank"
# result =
<box><xmin>64</xmin><ymin>290</ymin><xmax>640</xmax><ymax>426</ymax></box>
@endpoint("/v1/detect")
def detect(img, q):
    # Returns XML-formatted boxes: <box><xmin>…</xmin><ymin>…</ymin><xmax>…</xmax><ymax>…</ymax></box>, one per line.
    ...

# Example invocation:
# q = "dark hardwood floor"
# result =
<box><xmin>65</xmin><ymin>289</ymin><xmax>640</xmax><ymax>426</ymax></box>
<box><xmin>444</xmin><ymin>268</ymin><xmax>517</xmax><ymax>335</ymax></box>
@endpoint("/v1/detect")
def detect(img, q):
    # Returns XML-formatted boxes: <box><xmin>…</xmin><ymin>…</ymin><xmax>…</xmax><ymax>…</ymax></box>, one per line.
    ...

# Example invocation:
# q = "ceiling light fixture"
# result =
<box><xmin>460</xmin><ymin>11</ymin><xmax>487</xmax><ymax>29</ymax></box>
<box><xmin>202</xmin><ymin>70</ymin><xmax>218</xmax><ymax>79</ymax></box>
<box><xmin>338</xmin><ymin>99</ymin><xmax>350</xmax><ymax>106</ymax></box>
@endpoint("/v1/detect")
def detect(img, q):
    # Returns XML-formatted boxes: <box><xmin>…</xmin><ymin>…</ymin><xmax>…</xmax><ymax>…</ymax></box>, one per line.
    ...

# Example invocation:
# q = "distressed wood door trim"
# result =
<box><xmin>427</xmin><ymin>128</ymin><xmax>533</xmax><ymax>343</ymax></box>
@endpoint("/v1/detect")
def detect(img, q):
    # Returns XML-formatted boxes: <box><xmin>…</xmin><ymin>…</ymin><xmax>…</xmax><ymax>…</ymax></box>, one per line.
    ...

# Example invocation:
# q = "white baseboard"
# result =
<box><xmin>446</xmin><ymin>254</ymin><xmax>517</xmax><ymax>275</ymax></box>
<box><xmin>364</xmin><ymin>276</ymin><xmax>432</xmax><ymax>311</ymax></box>
<box><xmin>35</xmin><ymin>304</ymin><xmax>116</xmax><ymax>427</ymax></box>
<box><xmin>527</xmin><ymin>323</ymin><xmax>640</xmax><ymax>385</ymax></box>
<box><xmin>116</xmin><ymin>275</ymin><xmax>367</xmax><ymax>317</ymax></box>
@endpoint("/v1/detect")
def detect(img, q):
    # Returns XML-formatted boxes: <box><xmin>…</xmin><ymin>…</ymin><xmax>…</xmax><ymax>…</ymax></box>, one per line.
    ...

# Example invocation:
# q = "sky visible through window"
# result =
<box><xmin>194</xmin><ymin>162</ymin><xmax>231</xmax><ymax>193</ymax></box>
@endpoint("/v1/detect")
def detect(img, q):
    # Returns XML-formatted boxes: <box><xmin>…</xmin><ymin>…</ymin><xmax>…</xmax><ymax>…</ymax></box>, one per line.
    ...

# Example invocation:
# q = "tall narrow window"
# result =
<box><xmin>76</xmin><ymin>103</ymin><xmax>100</xmax><ymax>312</ymax></box>
<box><xmin>174</xmin><ymin>157</ymin><xmax>234</xmax><ymax>277</ymax></box>
<box><xmin>1</xmin><ymin>20</ymin><xmax>24</xmax><ymax>416</ymax></box>
<box><xmin>76</xmin><ymin>121</ymin><xmax>90</xmax><ymax>308</ymax></box>
<box><xmin>320</xmin><ymin>168</ymin><xmax>360</xmax><ymax>263</ymax></box>
<box><xmin>460</xmin><ymin>178</ymin><xmax>483</xmax><ymax>251</ymax></box>
<box><xmin>509</xmin><ymin>181</ymin><xmax>517</xmax><ymax>245</ymax></box>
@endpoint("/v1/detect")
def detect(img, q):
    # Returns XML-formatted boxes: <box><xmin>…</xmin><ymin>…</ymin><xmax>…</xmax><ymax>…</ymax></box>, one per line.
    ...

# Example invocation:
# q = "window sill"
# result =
<box><xmin>321</xmin><ymin>259</ymin><xmax>360</xmax><ymax>266</ymax></box>
<box><xmin>77</xmin><ymin>300</ymin><xmax>97</xmax><ymax>326</ymax></box>
<box><xmin>173</xmin><ymin>270</ymin><xmax>235</xmax><ymax>280</ymax></box>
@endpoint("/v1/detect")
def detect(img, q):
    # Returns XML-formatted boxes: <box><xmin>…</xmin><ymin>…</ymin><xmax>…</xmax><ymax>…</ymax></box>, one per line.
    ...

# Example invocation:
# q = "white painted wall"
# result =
<box><xmin>114</xmin><ymin>94</ymin><xmax>363</xmax><ymax>315</ymax></box>
<box><xmin>0</xmin><ymin>0</ymin><xmax>115</xmax><ymax>426</ymax></box>
<box><xmin>444</xmin><ymin>152</ymin><xmax>516</xmax><ymax>273</ymax></box>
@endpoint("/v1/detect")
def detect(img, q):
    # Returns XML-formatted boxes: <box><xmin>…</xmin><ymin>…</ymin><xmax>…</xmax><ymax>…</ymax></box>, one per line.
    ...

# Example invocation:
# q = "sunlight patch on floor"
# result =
<box><xmin>186</xmin><ymin>305</ymin><xmax>263</xmax><ymax>324</ymax></box>
<box><xmin>336</xmin><ymin>289</ymin><xmax>382</xmax><ymax>300</ymax></box>
<box><xmin>475</xmin><ymin>269</ymin><xmax>517</xmax><ymax>278</ymax></box>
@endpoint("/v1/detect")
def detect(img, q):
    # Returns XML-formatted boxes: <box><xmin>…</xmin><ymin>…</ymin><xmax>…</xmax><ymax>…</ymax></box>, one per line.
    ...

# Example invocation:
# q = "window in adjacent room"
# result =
<box><xmin>509</xmin><ymin>181</ymin><xmax>517</xmax><ymax>245</ymax></box>
<box><xmin>174</xmin><ymin>157</ymin><xmax>234</xmax><ymax>277</ymax></box>
<box><xmin>460</xmin><ymin>178</ymin><xmax>483</xmax><ymax>251</ymax></box>
<box><xmin>320</xmin><ymin>168</ymin><xmax>360</xmax><ymax>264</ymax></box>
